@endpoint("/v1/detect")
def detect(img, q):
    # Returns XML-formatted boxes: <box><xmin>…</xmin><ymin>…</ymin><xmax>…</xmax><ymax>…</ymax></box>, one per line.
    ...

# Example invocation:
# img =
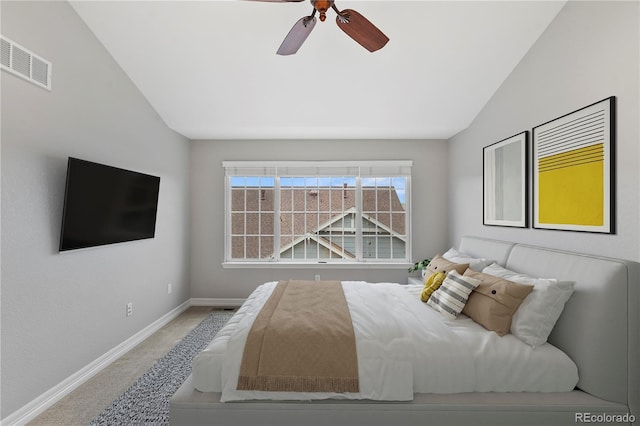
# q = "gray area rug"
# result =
<box><xmin>90</xmin><ymin>310</ymin><xmax>234</xmax><ymax>425</ymax></box>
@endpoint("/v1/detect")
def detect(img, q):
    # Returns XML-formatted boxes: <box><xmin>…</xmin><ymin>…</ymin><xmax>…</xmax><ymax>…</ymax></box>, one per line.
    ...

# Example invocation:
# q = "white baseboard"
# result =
<box><xmin>2</xmin><ymin>300</ymin><xmax>192</xmax><ymax>426</ymax></box>
<box><xmin>190</xmin><ymin>297</ymin><xmax>245</xmax><ymax>307</ymax></box>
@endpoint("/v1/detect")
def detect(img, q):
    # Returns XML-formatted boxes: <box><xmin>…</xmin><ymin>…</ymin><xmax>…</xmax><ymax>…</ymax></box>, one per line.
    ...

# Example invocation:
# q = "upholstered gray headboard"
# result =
<box><xmin>459</xmin><ymin>236</ymin><xmax>639</xmax><ymax>416</ymax></box>
<box><xmin>459</xmin><ymin>236</ymin><xmax>514</xmax><ymax>266</ymax></box>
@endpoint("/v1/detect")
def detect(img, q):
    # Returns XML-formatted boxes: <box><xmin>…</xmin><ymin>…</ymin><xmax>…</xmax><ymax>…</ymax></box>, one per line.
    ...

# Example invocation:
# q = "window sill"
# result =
<box><xmin>222</xmin><ymin>262</ymin><xmax>412</xmax><ymax>270</ymax></box>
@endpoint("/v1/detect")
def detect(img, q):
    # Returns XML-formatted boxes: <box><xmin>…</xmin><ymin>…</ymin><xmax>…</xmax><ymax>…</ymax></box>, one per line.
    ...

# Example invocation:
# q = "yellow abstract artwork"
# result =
<box><xmin>538</xmin><ymin>144</ymin><xmax>603</xmax><ymax>226</ymax></box>
<box><xmin>533</xmin><ymin>96</ymin><xmax>613</xmax><ymax>233</ymax></box>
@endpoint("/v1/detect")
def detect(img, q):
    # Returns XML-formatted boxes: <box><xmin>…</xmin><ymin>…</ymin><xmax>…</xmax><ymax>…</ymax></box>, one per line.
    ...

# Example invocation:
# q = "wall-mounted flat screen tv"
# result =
<box><xmin>59</xmin><ymin>157</ymin><xmax>160</xmax><ymax>251</ymax></box>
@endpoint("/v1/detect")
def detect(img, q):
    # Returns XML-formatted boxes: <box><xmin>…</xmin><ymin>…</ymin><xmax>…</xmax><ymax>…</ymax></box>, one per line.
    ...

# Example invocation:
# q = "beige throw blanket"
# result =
<box><xmin>237</xmin><ymin>280</ymin><xmax>359</xmax><ymax>393</ymax></box>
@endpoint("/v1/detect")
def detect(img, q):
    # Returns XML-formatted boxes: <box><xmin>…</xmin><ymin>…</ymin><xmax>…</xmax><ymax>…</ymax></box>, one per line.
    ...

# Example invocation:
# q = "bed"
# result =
<box><xmin>170</xmin><ymin>236</ymin><xmax>639</xmax><ymax>425</ymax></box>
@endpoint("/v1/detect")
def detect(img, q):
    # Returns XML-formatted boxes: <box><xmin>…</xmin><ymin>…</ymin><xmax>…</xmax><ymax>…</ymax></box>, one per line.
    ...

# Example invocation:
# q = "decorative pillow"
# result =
<box><xmin>427</xmin><ymin>270</ymin><xmax>481</xmax><ymax>320</ymax></box>
<box><xmin>482</xmin><ymin>263</ymin><xmax>575</xmax><ymax>347</ymax></box>
<box><xmin>420</xmin><ymin>271</ymin><xmax>446</xmax><ymax>302</ymax></box>
<box><xmin>426</xmin><ymin>255</ymin><xmax>469</xmax><ymax>277</ymax></box>
<box><xmin>442</xmin><ymin>247</ymin><xmax>494</xmax><ymax>272</ymax></box>
<box><xmin>462</xmin><ymin>270</ymin><xmax>534</xmax><ymax>336</ymax></box>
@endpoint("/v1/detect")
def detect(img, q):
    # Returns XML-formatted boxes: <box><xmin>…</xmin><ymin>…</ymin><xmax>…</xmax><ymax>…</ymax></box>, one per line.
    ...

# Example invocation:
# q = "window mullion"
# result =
<box><xmin>257</xmin><ymin>182</ymin><xmax>262</xmax><ymax>259</ymax></box>
<box><xmin>389</xmin><ymin>179</ymin><xmax>393</xmax><ymax>259</ymax></box>
<box><xmin>340</xmin><ymin>177</ymin><xmax>345</xmax><ymax>260</ymax></box>
<box><xmin>355</xmin><ymin>176</ymin><xmax>363</xmax><ymax>261</ymax></box>
<box><xmin>375</xmin><ymin>178</ymin><xmax>379</xmax><ymax>260</ymax></box>
<box><xmin>303</xmin><ymin>180</ymin><xmax>308</xmax><ymax>260</ymax></box>
<box><xmin>243</xmin><ymin>182</ymin><xmax>247</xmax><ymax>259</ymax></box>
<box><xmin>317</xmin><ymin>179</ymin><xmax>321</xmax><ymax>261</ymax></box>
<box><xmin>274</xmin><ymin>176</ymin><xmax>281</xmax><ymax>261</ymax></box>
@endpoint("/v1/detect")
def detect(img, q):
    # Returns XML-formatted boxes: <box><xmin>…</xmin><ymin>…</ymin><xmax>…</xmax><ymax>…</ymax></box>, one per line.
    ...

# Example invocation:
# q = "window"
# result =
<box><xmin>224</xmin><ymin>161</ymin><xmax>412</xmax><ymax>265</ymax></box>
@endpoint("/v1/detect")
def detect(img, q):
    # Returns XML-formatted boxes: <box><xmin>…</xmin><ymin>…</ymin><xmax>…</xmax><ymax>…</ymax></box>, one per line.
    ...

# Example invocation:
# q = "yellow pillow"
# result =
<box><xmin>421</xmin><ymin>271</ymin><xmax>446</xmax><ymax>302</ymax></box>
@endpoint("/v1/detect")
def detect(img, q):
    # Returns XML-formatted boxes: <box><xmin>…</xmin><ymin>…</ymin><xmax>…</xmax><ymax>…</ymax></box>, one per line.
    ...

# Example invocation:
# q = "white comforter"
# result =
<box><xmin>193</xmin><ymin>281</ymin><xmax>579</xmax><ymax>402</ymax></box>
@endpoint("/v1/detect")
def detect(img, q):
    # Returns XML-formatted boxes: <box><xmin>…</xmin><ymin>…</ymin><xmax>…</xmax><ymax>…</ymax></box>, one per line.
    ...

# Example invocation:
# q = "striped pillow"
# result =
<box><xmin>427</xmin><ymin>270</ymin><xmax>481</xmax><ymax>320</ymax></box>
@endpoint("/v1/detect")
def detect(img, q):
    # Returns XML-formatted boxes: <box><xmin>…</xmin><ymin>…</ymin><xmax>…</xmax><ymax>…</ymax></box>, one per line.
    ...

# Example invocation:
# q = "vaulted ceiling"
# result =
<box><xmin>70</xmin><ymin>1</ymin><xmax>566</xmax><ymax>140</ymax></box>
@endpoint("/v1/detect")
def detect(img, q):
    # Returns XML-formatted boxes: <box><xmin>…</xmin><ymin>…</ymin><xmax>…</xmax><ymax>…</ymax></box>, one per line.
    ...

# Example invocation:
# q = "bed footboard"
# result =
<box><xmin>170</xmin><ymin>375</ymin><xmax>629</xmax><ymax>426</ymax></box>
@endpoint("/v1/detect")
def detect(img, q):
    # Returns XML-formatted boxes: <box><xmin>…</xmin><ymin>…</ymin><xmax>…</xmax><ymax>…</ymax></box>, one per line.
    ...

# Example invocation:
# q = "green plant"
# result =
<box><xmin>408</xmin><ymin>258</ymin><xmax>431</xmax><ymax>273</ymax></box>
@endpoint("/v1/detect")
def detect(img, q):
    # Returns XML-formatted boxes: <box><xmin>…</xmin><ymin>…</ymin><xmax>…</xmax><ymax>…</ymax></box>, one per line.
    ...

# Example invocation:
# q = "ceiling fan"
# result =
<box><xmin>251</xmin><ymin>0</ymin><xmax>389</xmax><ymax>55</ymax></box>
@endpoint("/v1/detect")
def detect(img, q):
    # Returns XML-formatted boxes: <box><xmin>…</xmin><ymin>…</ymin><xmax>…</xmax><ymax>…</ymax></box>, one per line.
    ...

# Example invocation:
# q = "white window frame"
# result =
<box><xmin>223</xmin><ymin>160</ymin><xmax>412</xmax><ymax>268</ymax></box>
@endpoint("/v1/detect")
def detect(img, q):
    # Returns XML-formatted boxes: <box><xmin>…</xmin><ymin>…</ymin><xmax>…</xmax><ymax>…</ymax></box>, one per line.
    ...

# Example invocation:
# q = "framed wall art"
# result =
<box><xmin>483</xmin><ymin>131</ymin><xmax>528</xmax><ymax>228</ymax></box>
<box><xmin>532</xmin><ymin>96</ymin><xmax>615</xmax><ymax>233</ymax></box>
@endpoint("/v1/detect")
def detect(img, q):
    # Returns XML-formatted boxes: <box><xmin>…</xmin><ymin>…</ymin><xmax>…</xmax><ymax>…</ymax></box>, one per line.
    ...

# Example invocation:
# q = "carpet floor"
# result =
<box><xmin>28</xmin><ymin>307</ymin><xmax>234</xmax><ymax>426</ymax></box>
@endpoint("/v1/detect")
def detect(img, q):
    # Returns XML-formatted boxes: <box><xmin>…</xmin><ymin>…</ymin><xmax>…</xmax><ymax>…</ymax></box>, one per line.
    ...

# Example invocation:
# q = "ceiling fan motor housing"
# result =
<box><xmin>311</xmin><ymin>0</ymin><xmax>334</xmax><ymax>21</ymax></box>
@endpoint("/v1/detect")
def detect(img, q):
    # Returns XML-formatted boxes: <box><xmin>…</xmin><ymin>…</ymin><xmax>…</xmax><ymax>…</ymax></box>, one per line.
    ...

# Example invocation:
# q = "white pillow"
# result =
<box><xmin>442</xmin><ymin>247</ymin><xmax>493</xmax><ymax>272</ymax></box>
<box><xmin>427</xmin><ymin>270</ymin><xmax>481</xmax><ymax>320</ymax></box>
<box><xmin>482</xmin><ymin>263</ymin><xmax>575</xmax><ymax>347</ymax></box>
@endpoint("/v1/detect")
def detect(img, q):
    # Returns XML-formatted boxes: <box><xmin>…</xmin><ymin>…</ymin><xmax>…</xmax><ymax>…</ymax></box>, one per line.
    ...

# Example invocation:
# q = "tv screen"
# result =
<box><xmin>59</xmin><ymin>157</ymin><xmax>160</xmax><ymax>251</ymax></box>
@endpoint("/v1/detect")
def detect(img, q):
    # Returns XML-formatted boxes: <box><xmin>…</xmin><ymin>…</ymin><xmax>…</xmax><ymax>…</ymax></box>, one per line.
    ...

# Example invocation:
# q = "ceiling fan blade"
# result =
<box><xmin>335</xmin><ymin>9</ymin><xmax>389</xmax><ymax>52</ymax></box>
<box><xmin>277</xmin><ymin>16</ymin><xmax>317</xmax><ymax>55</ymax></box>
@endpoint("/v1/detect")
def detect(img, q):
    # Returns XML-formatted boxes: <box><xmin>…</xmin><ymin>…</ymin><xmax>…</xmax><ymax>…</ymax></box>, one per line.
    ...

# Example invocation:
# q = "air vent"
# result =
<box><xmin>1</xmin><ymin>35</ymin><xmax>51</xmax><ymax>90</ymax></box>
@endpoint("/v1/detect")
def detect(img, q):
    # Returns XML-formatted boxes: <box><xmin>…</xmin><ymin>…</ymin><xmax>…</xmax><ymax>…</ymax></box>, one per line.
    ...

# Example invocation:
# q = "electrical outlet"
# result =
<box><xmin>315</xmin><ymin>274</ymin><xmax>321</xmax><ymax>281</ymax></box>
<box><xmin>168</xmin><ymin>283</ymin><xmax>172</xmax><ymax>294</ymax></box>
<box><xmin>126</xmin><ymin>302</ymin><xmax>133</xmax><ymax>317</ymax></box>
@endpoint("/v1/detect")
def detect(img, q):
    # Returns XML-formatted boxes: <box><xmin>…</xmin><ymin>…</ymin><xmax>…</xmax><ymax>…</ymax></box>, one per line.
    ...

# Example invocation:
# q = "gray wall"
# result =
<box><xmin>448</xmin><ymin>1</ymin><xmax>640</xmax><ymax>262</ymax></box>
<box><xmin>190</xmin><ymin>139</ymin><xmax>449</xmax><ymax>299</ymax></box>
<box><xmin>1</xmin><ymin>1</ymin><xmax>191</xmax><ymax>417</ymax></box>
